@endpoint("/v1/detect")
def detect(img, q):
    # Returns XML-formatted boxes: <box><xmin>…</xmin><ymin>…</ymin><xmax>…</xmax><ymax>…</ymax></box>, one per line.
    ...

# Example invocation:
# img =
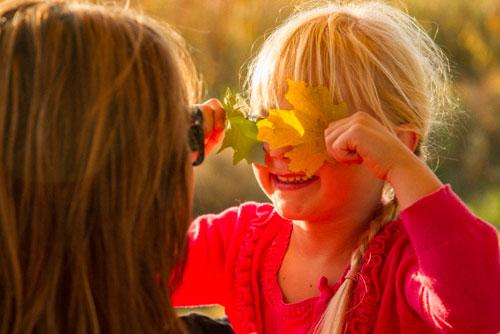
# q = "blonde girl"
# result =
<box><xmin>174</xmin><ymin>1</ymin><xmax>500</xmax><ymax>333</ymax></box>
<box><xmin>0</xmin><ymin>0</ymin><xmax>218</xmax><ymax>332</ymax></box>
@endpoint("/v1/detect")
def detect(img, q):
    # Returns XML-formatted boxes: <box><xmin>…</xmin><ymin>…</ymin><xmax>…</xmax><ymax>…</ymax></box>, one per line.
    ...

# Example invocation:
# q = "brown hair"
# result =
<box><xmin>0</xmin><ymin>0</ymin><xmax>199</xmax><ymax>332</ymax></box>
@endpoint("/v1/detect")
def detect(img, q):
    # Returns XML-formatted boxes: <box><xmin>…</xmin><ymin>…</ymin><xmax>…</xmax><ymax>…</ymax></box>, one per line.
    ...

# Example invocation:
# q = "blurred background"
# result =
<box><xmin>138</xmin><ymin>0</ymin><xmax>500</xmax><ymax>227</ymax></box>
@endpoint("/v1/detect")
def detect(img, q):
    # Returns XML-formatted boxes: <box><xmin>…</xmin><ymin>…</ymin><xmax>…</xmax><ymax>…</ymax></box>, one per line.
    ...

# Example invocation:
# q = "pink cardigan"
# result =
<box><xmin>173</xmin><ymin>186</ymin><xmax>500</xmax><ymax>333</ymax></box>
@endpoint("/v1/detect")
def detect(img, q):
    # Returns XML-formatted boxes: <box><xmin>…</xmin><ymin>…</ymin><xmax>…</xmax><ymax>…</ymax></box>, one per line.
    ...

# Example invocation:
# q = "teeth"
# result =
<box><xmin>276</xmin><ymin>175</ymin><xmax>314</xmax><ymax>183</ymax></box>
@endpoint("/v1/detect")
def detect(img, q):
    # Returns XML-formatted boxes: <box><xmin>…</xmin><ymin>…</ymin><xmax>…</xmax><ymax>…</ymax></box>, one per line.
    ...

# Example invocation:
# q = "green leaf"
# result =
<box><xmin>217</xmin><ymin>89</ymin><xmax>265</xmax><ymax>165</ymax></box>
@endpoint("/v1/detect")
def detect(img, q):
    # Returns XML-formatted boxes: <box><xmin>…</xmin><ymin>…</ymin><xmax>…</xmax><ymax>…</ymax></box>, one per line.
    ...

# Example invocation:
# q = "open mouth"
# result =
<box><xmin>271</xmin><ymin>173</ymin><xmax>319</xmax><ymax>190</ymax></box>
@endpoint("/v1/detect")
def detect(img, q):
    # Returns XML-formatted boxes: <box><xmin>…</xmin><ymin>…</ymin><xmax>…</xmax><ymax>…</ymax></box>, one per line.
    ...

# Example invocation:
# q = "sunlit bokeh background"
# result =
<box><xmin>137</xmin><ymin>0</ymin><xmax>500</xmax><ymax>225</ymax></box>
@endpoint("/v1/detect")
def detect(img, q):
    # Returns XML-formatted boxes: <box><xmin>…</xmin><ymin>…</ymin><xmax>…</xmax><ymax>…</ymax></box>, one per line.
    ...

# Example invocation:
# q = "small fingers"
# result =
<box><xmin>328</xmin><ymin>130</ymin><xmax>363</xmax><ymax>164</ymax></box>
<box><xmin>324</xmin><ymin>113</ymin><xmax>370</xmax><ymax>164</ymax></box>
<box><xmin>206</xmin><ymin>98</ymin><xmax>226</xmax><ymax>132</ymax></box>
<box><xmin>196</xmin><ymin>99</ymin><xmax>226</xmax><ymax>155</ymax></box>
<box><xmin>196</xmin><ymin>99</ymin><xmax>225</xmax><ymax>140</ymax></box>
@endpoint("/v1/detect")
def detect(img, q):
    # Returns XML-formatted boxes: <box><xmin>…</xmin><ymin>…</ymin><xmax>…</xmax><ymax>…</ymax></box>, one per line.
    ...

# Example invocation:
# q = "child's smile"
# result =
<box><xmin>271</xmin><ymin>173</ymin><xmax>319</xmax><ymax>191</ymax></box>
<box><xmin>253</xmin><ymin>143</ymin><xmax>384</xmax><ymax>224</ymax></box>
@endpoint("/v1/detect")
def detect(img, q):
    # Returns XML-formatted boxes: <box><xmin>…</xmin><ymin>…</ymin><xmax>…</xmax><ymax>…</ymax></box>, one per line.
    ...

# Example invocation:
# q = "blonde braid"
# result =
<box><xmin>314</xmin><ymin>200</ymin><xmax>398</xmax><ymax>334</ymax></box>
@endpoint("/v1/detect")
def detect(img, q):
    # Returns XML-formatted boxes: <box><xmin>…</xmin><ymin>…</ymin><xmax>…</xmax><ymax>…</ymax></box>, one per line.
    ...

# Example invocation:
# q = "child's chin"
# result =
<box><xmin>274</xmin><ymin>203</ymin><xmax>311</xmax><ymax>221</ymax></box>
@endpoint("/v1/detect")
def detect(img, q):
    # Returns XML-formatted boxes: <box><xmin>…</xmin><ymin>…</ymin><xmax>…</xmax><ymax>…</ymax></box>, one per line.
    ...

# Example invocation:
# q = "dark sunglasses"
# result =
<box><xmin>189</xmin><ymin>106</ymin><xmax>205</xmax><ymax>166</ymax></box>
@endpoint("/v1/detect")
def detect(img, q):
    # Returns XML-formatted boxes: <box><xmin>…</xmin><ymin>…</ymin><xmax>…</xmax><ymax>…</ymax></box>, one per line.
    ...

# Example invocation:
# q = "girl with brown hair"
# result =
<box><xmin>0</xmin><ymin>0</ymin><xmax>226</xmax><ymax>332</ymax></box>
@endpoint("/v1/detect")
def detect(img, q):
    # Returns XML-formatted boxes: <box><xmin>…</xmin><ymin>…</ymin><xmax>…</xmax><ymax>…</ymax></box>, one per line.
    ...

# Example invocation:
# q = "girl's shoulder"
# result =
<box><xmin>361</xmin><ymin>184</ymin><xmax>499</xmax><ymax>292</ymax></box>
<box><xmin>233</xmin><ymin>201</ymin><xmax>278</xmax><ymax>224</ymax></box>
<box><xmin>194</xmin><ymin>202</ymin><xmax>278</xmax><ymax>227</ymax></box>
<box><xmin>376</xmin><ymin>184</ymin><xmax>497</xmax><ymax>261</ymax></box>
<box><xmin>398</xmin><ymin>184</ymin><xmax>498</xmax><ymax>254</ymax></box>
<box><xmin>190</xmin><ymin>202</ymin><xmax>285</xmax><ymax>245</ymax></box>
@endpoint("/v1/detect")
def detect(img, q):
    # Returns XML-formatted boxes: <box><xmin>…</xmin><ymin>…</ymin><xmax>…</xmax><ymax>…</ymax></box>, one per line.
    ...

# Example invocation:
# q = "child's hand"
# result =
<box><xmin>324</xmin><ymin>112</ymin><xmax>442</xmax><ymax>209</ymax></box>
<box><xmin>324</xmin><ymin>112</ymin><xmax>414</xmax><ymax>180</ymax></box>
<box><xmin>197</xmin><ymin>99</ymin><xmax>225</xmax><ymax>155</ymax></box>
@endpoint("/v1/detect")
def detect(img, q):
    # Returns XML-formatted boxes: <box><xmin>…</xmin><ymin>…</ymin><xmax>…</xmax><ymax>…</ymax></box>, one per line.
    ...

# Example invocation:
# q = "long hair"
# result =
<box><xmin>246</xmin><ymin>1</ymin><xmax>452</xmax><ymax>333</ymax></box>
<box><xmin>0</xmin><ymin>0</ymin><xmax>200</xmax><ymax>332</ymax></box>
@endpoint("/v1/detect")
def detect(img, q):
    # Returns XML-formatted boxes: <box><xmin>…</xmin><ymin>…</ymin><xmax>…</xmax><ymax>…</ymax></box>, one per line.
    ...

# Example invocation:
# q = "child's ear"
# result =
<box><xmin>395</xmin><ymin>124</ymin><xmax>420</xmax><ymax>153</ymax></box>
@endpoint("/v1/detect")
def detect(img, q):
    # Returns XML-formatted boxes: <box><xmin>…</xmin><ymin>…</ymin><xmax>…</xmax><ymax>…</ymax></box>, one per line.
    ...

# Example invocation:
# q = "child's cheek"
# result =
<box><xmin>252</xmin><ymin>164</ymin><xmax>273</xmax><ymax>197</ymax></box>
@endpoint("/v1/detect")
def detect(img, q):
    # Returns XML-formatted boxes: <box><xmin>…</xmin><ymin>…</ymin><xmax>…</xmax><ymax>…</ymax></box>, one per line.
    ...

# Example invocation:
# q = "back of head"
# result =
<box><xmin>0</xmin><ymin>0</ymin><xmax>198</xmax><ymax>332</ymax></box>
<box><xmin>248</xmin><ymin>0</ymin><xmax>452</xmax><ymax>158</ymax></box>
<box><xmin>247</xmin><ymin>1</ymin><xmax>452</xmax><ymax>333</ymax></box>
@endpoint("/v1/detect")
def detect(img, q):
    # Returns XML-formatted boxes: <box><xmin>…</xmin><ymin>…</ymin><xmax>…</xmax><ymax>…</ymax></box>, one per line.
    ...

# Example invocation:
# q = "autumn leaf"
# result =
<box><xmin>257</xmin><ymin>80</ymin><xmax>348</xmax><ymax>176</ymax></box>
<box><xmin>217</xmin><ymin>89</ymin><xmax>265</xmax><ymax>165</ymax></box>
<box><xmin>256</xmin><ymin>109</ymin><xmax>304</xmax><ymax>150</ymax></box>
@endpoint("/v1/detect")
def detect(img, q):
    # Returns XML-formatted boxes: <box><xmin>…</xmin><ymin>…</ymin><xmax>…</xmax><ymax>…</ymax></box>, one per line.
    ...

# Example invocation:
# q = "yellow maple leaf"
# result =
<box><xmin>256</xmin><ymin>80</ymin><xmax>348</xmax><ymax>176</ymax></box>
<box><xmin>257</xmin><ymin>110</ymin><xmax>304</xmax><ymax>150</ymax></box>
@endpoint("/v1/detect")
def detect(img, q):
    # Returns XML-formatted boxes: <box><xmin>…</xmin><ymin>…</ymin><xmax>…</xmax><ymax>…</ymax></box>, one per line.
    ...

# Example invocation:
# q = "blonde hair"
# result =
<box><xmin>246</xmin><ymin>1</ymin><xmax>452</xmax><ymax>333</ymax></box>
<box><xmin>0</xmin><ymin>0</ymin><xmax>199</xmax><ymax>333</ymax></box>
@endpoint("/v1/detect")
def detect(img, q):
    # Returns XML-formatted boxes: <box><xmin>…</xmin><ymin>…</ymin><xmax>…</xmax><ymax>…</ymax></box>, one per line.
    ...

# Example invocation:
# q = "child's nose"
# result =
<box><xmin>263</xmin><ymin>142</ymin><xmax>292</xmax><ymax>161</ymax></box>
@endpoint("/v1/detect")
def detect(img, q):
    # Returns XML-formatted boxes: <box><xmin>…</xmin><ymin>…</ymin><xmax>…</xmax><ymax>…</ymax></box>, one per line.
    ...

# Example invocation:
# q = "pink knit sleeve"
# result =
<box><xmin>400</xmin><ymin>185</ymin><xmax>500</xmax><ymax>333</ymax></box>
<box><xmin>171</xmin><ymin>207</ymin><xmax>239</xmax><ymax>306</ymax></box>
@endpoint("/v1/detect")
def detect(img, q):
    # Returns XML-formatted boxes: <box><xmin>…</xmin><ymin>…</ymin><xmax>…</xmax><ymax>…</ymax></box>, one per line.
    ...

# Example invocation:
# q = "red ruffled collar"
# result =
<box><xmin>233</xmin><ymin>212</ymin><xmax>402</xmax><ymax>333</ymax></box>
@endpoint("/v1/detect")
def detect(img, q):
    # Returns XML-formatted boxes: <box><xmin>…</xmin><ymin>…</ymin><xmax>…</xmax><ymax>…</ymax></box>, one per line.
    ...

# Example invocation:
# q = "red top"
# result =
<box><xmin>173</xmin><ymin>185</ymin><xmax>500</xmax><ymax>333</ymax></box>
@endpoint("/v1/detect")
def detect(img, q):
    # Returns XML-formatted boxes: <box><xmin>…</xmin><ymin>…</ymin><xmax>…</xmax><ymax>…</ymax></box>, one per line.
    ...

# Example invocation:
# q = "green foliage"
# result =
<box><xmin>217</xmin><ymin>89</ymin><xmax>264</xmax><ymax>165</ymax></box>
<box><xmin>469</xmin><ymin>188</ymin><xmax>500</xmax><ymax>228</ymax></box>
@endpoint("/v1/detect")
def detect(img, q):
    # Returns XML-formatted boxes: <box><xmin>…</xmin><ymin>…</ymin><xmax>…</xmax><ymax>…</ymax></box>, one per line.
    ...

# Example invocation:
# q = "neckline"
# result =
<box><xmin>260</xmin><ymin>220</ymin><xmax>348</xmax><ymax>316</ymax></box>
